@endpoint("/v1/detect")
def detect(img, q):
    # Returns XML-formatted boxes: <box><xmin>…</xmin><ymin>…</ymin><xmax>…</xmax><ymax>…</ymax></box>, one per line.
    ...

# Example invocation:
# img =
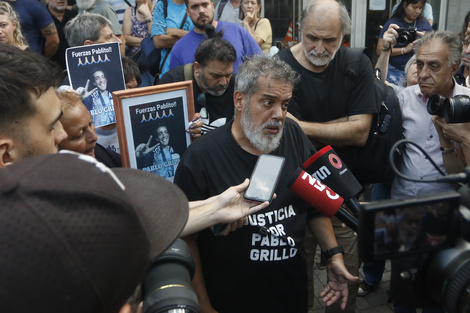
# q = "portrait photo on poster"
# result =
<box><xmin>113</xmin><ymin>82</ymin><xmax>195</xmax><ymax>183</ymax></box>
<box><xmin>66</xmin><ymin>42</ymin><xmax>126</xmax><ymax>128</ymax></box>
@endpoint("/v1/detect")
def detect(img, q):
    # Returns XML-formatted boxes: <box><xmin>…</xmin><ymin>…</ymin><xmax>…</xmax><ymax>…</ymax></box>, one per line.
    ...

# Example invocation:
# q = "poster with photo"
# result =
<box><xmin>66</xmin><ymin>42</ymin><xmax>125</xmax><ymax>127</ymax></box>
<box><xmin>113</xmin><ymin>82</ymin><xmax>195</xmax><ymax>182</ymax></box>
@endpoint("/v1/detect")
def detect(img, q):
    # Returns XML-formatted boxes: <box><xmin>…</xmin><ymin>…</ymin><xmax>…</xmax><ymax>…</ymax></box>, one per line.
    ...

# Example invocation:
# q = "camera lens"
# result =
<box><xmin>426</xmin><ymin>239</ymin><xmax>470</xmax><ymax>313</ymax></box>
<box><xmin>397</xmin><ymin>33</ymin><xmax>410</xmax><ymax>45</ymax></box>
<box><xmin>427</xmin><ymin>94</ymin><xmax>446</xmax><ymax>117</ymax></box>
<box><xmin>444</xmin><ymin>95</ymin><xmax>470</xmax><ymax>123</ymax></box>
<box><xmin>142</xmin><ymin>239</ymin><xmax>199</xmax><ymax>313</ymax></box>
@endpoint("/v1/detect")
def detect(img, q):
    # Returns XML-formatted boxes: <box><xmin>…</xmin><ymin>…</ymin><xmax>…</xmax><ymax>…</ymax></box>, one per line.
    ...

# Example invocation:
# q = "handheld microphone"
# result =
<box><xmin>288</xmin><ymin>168</ymin><xmax>358</xmax><ymax>232</ymax></box>
<box><xmin>303</xmin><ymin>145</ymin><xmax>363</xmax><ymax>217</ymax></box>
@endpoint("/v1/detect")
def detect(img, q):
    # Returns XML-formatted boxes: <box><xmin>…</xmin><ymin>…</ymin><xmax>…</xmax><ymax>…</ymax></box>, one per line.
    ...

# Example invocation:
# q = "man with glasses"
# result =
<box><xmin>158</xmin><ymin>30</ymin><xmax>236</xmax><ymax>138</ymax></box>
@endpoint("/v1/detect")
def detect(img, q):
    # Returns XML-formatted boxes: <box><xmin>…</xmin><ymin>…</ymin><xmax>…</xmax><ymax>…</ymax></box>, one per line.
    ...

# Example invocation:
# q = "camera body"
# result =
<box><xmin>427</xmin><ymin>94</ymin><xmax>470</xmax><ymax>123</ymax></box>
<box><xmin>358</xmin><ymin>189</ymin><xmax>470</xmax><ymax>312</ymax></box>
<box><xmin>396</xmin><ymin>27</ymin><xmax>418</xmax><ymax>45</ymax></box>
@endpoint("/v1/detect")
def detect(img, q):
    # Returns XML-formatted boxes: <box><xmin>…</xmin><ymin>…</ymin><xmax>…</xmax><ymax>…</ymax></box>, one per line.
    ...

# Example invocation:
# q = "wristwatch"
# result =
<box><xmin>322</xmin><ymin>245</ymin><xmax>345</xmax><ymax>261</ymax></box>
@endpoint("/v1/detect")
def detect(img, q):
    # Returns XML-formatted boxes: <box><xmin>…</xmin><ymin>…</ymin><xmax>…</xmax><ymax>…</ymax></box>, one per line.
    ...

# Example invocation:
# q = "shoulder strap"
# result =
<box><xmin>162</xmin><ymin>0</ymin><xmax>168</xmax><ymax>18</ymax></box>
<box><xmin>343</xmin><ymin>47</ymin><xmax>365</xmax><ymax>79</ymax></box>
<box><xmin>217</xmin><ymin>0</ymin><xmax>229</xmax><ymax>18</ymax></box>
<box><xmin>123</xmin><ymin>0</ymin><xmax>132</xmax><ymax>7</ymax></box>
<box><xmin>184</xmin><ymin>63</ymin><xmax>193</xmax><ymax>81</ymax></box>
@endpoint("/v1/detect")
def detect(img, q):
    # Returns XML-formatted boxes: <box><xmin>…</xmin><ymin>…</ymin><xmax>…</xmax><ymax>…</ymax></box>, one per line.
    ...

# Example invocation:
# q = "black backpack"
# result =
<box><xmin>343</xmin><ymin>48</ymin><xmax>404</xmax><ymax>185</ymax></box>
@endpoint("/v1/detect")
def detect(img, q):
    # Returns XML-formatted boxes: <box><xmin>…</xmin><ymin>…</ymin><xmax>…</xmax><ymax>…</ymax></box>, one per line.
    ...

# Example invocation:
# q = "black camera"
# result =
<box><xmin>358</xmin><ymin>187</ymin><xmax>470</xmax><ymax>313</ymax></box>
<box><xmin>142</xmin><ymin>239</ymin><xmax>199</xmax><ymax>313</ymax></box>
<box><xmin>397</xmin><ymin>27</ymin><xmax>418</xmax><ymax>45</ymax></box>
<box><xmin>427</xmin><ymin>94</ymin><xmax>470</xmax><ymax>123</ymax></box>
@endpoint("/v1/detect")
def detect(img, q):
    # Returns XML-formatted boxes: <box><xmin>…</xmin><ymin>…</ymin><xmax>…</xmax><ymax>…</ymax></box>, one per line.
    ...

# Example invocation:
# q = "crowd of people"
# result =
<box><xmin>1</xmin><ymin>0</ymin><xmax>470</xmax><ymax>312</ymax></box>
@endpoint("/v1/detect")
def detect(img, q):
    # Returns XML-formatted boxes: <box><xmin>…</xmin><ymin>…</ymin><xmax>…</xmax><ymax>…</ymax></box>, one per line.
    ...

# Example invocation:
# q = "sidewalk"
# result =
<box><xmin>309</xmin><ymin>257</ymin><xmax>395</xmax><ymax>313</ymax></box>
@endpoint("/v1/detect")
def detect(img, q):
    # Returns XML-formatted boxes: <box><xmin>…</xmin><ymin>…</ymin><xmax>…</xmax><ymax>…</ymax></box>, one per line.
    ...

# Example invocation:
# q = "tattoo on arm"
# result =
<box><xmin>41</xmin><ymin>23</ymin><xmax>58</xmax><ymax>36</ymax></box>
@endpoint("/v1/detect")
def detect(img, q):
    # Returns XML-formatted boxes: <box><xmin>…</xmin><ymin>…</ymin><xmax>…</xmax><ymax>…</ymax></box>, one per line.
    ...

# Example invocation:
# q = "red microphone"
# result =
<box><xmin>288</xmin><ymin>168</ymin><xmax>358</xmax><ymax>231</ymax></box>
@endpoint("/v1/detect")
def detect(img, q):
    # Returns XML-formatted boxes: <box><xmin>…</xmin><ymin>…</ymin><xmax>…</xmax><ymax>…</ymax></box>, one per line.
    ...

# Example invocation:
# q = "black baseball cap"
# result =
<box><xmin>0</xmin><ymin>151</ymin><xmax>189</xmax><ymax>313</ymax></box>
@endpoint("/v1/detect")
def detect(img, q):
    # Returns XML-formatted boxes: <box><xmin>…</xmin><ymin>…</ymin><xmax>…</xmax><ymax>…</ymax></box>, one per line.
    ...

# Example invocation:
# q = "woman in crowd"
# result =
<box><xmin>57</xmin><ymin>90</ymin><xmax>122</xmax><ymax>168</ymax></box>
<box><xmin>122</xmin><ymin>0</ymin><xmax>155</xmax><ymax>56</ymax></box>
<box><xmin>0</xmin><ymin>2</ymin><xmax>28</xmax><ymax>49</ymax></box>
<box><xmin>376</xmin><ymin>0</ymin><xmax>432</xmax><ymax>85</ymax></box>
<box><xmin>455</xmin><ymin>10</ymin><xmax>470</xmax><ymax>87</ymax></box>
<box><xmin>239</xmin><ymin>0</ymin><xmax>272</xmax><ymax>54</ymax></box>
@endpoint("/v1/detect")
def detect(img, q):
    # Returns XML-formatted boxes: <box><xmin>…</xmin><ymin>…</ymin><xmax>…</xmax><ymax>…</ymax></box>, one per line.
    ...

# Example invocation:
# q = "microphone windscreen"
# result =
<box><xmin>303</xmin><ymin>145</ymin><xmax>363</xmax><ymax>200</ymax></box>
<box><xmin>288</xmin><ymin>168</ymin><xmax>344</xmax><ymax>218</ymax></box>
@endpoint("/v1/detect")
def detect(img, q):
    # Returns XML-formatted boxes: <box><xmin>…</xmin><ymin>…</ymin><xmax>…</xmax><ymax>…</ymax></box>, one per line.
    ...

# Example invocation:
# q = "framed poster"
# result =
<box><xmin>113</xmin><ymin>81</ymin><xmax>194</xmax><ymax>182</ymax></box>
<box><xmin>66</xmin><ymin>42</ymin><xmax>125</xmax><ymax>128</ymax></box>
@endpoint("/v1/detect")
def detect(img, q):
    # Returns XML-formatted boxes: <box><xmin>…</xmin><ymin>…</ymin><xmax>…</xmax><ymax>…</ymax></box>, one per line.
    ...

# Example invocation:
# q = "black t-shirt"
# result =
<box><xmin>158</xmin><ymin>64</ymin><xmax>235</xmax><ymax>133</ymax></box>
<box><xmin>50</xmin><ymin>9</ymin><xmax>77</xmax><ymax>70</ymax></box>
<box><xmin>277</xmin><ymin>46</ymin><xmax>377</xmax><ymax>170</ymax></box>
<box><xmin>174</xmin><ymin>119</ymin><xmax>319</xmax><ymax>313</ymax></box>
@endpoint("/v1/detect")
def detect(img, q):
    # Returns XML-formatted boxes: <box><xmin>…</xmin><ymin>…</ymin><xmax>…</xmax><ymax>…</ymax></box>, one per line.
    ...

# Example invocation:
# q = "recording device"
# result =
<box><xmin>396</xmin><ymin>27</ymin><xmax>418</xmax><ymax>45</ymax></box>
<box><xmin>427</xmin><ymin>94</ymin><xmax>470</xmax><ymax>123</ymax></box>
<box><xmin>356</xmin><ymin>138</ymin><xmax>470</xmax><ymax>312</ymax></box>
<box><xmin>142</xmin><ymin>239</ymin><xmax>199</xmax><ymax>313</ymax></box>
<box><xmin>244</xmin><ymin>154</ymin><xmax>285</xmax><ymax>202</ymax></box>
<box><xmin>358</xmin><ymin>192</ymin><xmax>460</xmax><ymax>262</ymax></box>
<box><xmin>302</xmin><ymin>146</ymin><xmax>363</xmax><ymax>217</ymax></box>
<box><xmin>287</xmin><ymin>168</ymin><xmax>358</xmax><ymax>232</ymax></box>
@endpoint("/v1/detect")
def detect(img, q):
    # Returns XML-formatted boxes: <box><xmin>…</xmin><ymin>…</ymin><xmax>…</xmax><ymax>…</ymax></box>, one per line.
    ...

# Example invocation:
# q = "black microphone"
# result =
<box><xmin>288</xmin><ymin>168</ymin><xmax>358</xmax><ymax>232</ymax></box>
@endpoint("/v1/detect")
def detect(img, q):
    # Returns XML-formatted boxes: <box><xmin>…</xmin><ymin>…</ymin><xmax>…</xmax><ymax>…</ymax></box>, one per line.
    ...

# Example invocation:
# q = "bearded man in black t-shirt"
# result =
<box><xmin>276</xmin><ymin>1</ymin><xmax>377</xmax><ymax>310</ymax></box>
<box><xmin>174</xmin><ymin>55</ymin><xmax>359</xmax><ymax>313</ymax></box>
<box><xmin>158</xmin><ymin>29</ymin><xmax>237</xmax><ymax>138</ymax></box>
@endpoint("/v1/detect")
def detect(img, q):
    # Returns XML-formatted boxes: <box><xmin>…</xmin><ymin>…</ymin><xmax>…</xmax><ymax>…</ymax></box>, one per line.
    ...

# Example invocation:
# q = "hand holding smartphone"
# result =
<box><xmin>212</xmin><ymin>154</ymin><xmax>285</xmax><ymax>235</ymax></box>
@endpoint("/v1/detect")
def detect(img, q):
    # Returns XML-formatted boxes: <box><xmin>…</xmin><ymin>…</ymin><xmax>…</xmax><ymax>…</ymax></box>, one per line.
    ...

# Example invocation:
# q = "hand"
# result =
<box><xmin>382</xmin><ymin>23</ymin><xmax>399</xmax><ymax>50</ymax></box>
<box><xmin>320</xmin><ymin>255</ymin><xmax>359</xmax><ymax>310</ymax></box>
<box><xmin>135</xmin><ymin>135</ymin><xmax>158</xmax><ymax>158</ymax></box>
<box><xmin>75</xmin><ymin>79</ymin><xmax>97</xmax><ymax>99</ymax></box>
<box><xmin>432</xmin><ymin>116</ymin><xmax>470</xmax><ymax>146</ymax></box>
<box><xmin>213</xmin><ymin>178</ymin><xmax>273</xmax><ymax>226</ymax></box>
<box><xmin>186</xmin><ymin>113</ymin><xmax>204</xmax><ymax>139</ymax></box>
<box><xmin>244</xmin><ymin>11</ymin><xmax>254</xmax><ymax>24</ymax></box>
<box><xmin>137</xmin><ymin>3</ymin><xmax>151</xmax><ymax>19</ymax></box>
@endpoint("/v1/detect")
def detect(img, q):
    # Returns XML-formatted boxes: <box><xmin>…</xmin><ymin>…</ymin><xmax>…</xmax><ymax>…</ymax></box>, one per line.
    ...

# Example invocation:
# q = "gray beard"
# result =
<box><xmin>303</xmin><ymin>42</ymin><xmax>341</xmax><ymax>67</ymax></box>
<box><xmin>241</xmin><ymin>103</ymin><xmax>283</xmax><ymax>153</ymax></box>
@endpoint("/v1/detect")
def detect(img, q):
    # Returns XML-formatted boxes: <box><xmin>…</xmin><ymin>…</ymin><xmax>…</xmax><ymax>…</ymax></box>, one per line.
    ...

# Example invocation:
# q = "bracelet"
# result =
<box><xmin>440</xmin><ymin>145</ymin><xmax>457</xmax><ymax>155</ymax></box>
<box><xmin>401</xmin><ymin>48</ymin><xmax>405</xmax><ymax>55</ymax></box>
<box><xmin>382</xmin><ymin>45</ymin><xmax>392</xmax><ymax>52</ymax></box>
<box><xmin>144</xmin><ymin>17</ymin><xmax>152</xmax><ymax>23</ymax></box>
<box><xmin>322</xmin><ymin>245</ymin><xmax>344</xmax><ymax>261</ymax></box>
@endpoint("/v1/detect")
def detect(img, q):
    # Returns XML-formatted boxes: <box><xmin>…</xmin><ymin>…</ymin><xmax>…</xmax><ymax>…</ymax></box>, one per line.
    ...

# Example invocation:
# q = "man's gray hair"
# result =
<box><xmin>299</xmin><ymin>0</ymin><xmax>351</xmax><ymax>35</ymax></box>
<box><xmin>413</xmin><ymin>30</ymin><xmax>463</xmax><ymax>67</ymax></box>
<box><xmin>235</xmin><ymin>55</ymin><xmax>299</xmax><ymax>99</ymax></box>
<box><xmin>64</xmin><ymin>13</ymin><xmax>112</xmax><ymax>47</ymax></box>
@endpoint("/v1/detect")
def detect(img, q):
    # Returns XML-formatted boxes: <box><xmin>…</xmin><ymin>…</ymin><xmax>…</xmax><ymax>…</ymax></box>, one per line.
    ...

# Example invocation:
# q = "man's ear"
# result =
<box><xmin>0</xmin><ymin>138</ymin><xmax>15</xmax><ymax>169</ymax></box>
<box><xmin>450</xmin><ymin>63</ymin><xmax>460</xmax><ymax>78</ymax></box>
<box><xmin>193</xmin><ymin>61</ymin><xmax>201</xmax><ymax>77</ymax></box>
<box><xmin>233</xmin><ymin>90</ymin><xmax>245</xmax><ymax>112</ymax></box>
<box><xmin>83</xmin><ymin>40</ymin><xmax>93</xmax><ymax>45</ymax></box>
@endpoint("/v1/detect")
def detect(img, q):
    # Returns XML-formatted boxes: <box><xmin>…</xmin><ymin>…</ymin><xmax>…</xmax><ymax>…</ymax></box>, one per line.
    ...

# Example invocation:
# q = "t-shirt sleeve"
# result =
<box><xmin>169</xmin><ymin>43</ymin><xmax>183</xmax><ymax>69</ymax></box>
<box><xmin>347</xmin><ymin>54</ymin><xmax>377</xmax><ymax>116</ymax></box>
<box><xmin>174</xmin><ymin>152</ymin><xmax>209</xmax><ymax>201</ymax></box>
<box><xmin>240</xmin><ymin>25</ymin><xmax>262</xmax><ymax>57</ymax></box>
<box><xmin>254</xmin><ymin>18</ymin><xmax>271</xmax><ymax>42</ymax></box>
<box><xmin>33</xmin><ymin>1</ymin><xmax>54</xmax><ymax>29</ymax></box>
<box><xmin>151</xmin><ymin>1</ymin><xmax>166</xmax><ymax>37</ymax></box>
